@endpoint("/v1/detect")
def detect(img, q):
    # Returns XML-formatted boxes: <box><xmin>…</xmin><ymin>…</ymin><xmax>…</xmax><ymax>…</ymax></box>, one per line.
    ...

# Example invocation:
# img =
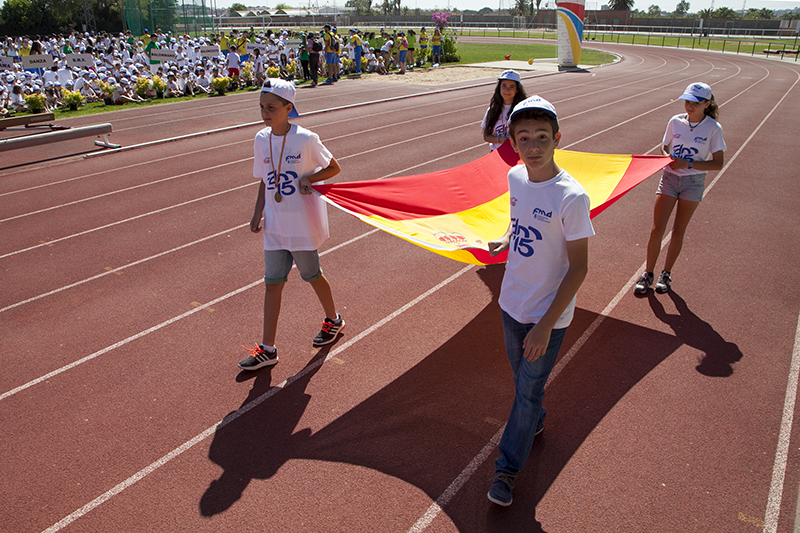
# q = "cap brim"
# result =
<box><xmin>679</xmin><ymin>93</ymin><xmax>704</xmax><ymax>102</ymax></box>
<box><xmin>288</xmin><ymin>106</ymin><xmax>299</xmax><ymax>118</ymax></box>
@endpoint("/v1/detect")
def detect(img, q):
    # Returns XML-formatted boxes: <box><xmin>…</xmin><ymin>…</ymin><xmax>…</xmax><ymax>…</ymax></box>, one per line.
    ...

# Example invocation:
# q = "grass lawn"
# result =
<box><xmin>455</xmin><ymin>41</ymin><xmax>616</xmax><ymax>65</ymax></box>
<box><xmin>19</xmin><ymin>85</ymin><xmax>262</xmax><ymax>121</ymax></box>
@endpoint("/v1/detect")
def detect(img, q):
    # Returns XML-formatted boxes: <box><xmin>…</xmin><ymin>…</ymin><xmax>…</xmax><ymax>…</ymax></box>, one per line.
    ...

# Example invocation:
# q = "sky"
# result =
<box><xmin>211</xmin><ymin>0</ymin><xmax>800</xmax><ymax>13</ymax></box>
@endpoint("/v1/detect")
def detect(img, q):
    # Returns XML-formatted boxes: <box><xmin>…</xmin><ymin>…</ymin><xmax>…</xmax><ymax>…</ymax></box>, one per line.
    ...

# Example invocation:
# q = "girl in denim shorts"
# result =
<box><xmin>634</xmin><ymin>82</ymin><xmax>727</xmax><ymax>295</ymax></box>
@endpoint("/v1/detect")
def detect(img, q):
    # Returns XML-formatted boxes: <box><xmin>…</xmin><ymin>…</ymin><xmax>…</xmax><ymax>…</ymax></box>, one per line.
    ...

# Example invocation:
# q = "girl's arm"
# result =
<box><xmin>668</xmin><ymin>149</ymin><xmax>724</xmax><ymax>172</ymax></box>
<box><xmin>484</xmin><ymin>130</ymin><xmax>508</xmax><ymax>145</ymax></box>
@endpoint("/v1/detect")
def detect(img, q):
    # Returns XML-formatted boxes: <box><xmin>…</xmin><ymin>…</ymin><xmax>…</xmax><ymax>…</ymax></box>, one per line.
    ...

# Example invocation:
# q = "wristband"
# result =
<box><xmin>688</xmin><ymin>160</ymin><xmax>694</xmax><ymax>169</ymax></box>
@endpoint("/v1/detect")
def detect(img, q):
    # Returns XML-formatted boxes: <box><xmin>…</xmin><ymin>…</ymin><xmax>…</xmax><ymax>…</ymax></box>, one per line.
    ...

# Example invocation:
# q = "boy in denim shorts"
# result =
<box><xmin>238</xmin><ymin>78</ymin><xmax>345</xmax><ymax>371</ymax></box>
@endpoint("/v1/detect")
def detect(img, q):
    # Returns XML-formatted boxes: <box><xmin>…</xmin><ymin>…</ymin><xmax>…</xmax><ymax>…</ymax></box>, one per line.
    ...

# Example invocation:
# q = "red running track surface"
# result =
<box><xmin>2</xmin><ymin>42</ymin><xmax>800</xmax><ymax>533</ymax></box>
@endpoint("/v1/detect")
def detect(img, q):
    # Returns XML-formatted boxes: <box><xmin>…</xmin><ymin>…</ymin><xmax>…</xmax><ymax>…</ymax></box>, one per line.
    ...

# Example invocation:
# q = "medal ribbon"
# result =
<box><xmin>269</xmin><ymin>130</ymin><xmax>288</xmax><ymax>198</ymax></box>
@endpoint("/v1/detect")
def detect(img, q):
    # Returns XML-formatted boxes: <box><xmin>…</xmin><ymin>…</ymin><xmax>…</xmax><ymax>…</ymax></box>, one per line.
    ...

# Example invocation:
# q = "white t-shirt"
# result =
<box><xmin>253</xmin><ymin>54</ymin><xmax>265</xmax><ymax>74</ymax></box>
<box><xmin>226</xmin><ymin>51</ymin><xmax>240</xmax><ymax>69</ymax></box>
<box><xmin>253</xmin><ymin>124</ymin><xmax>333</xmax><ymax>251</ymax></box>
<box><xmin>499</xmin><ymin>166</ymin><xmax>595</xmax><ymax>328</ymax></box>
<box><xmin>480</xmin><ymin>103</ymin><xmax>512</xmax><ymax>151</ymax></box>
<box><xmin>662</xmin><ymin>113</ymin><xmax>726</xmax><ymax>176</ymax></box>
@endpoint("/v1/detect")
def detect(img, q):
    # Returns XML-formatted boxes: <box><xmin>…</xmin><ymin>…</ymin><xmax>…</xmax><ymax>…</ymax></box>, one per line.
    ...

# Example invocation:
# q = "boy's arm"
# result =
<box><xmin>299</xmin><ymin>156</ymin><xmax>341</xmax><ymax>194</ymax></box>
<box><xmin>522</xmin><ymin>237</ymin><xmax>589</xmax><ymax>362</ymax></box>
<box><xmin>250</xmin><ymin>180</ymin><xmax>266</xmax><ymax>232</ymax></box>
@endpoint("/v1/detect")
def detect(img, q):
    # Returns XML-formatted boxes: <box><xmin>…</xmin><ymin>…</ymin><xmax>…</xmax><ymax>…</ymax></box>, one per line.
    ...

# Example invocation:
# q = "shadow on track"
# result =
<box><xmin>198</xmin><ymin>265</ymin><xmax>692</xmax><ymax>531</ymax></box>
<box><xmin>648</xmin><ymin>290</ymin><xmax>743</xmax><ymax>377</ymax></box>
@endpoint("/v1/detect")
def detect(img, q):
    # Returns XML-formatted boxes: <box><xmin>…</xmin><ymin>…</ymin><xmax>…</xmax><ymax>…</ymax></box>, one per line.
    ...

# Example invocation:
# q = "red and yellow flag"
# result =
<box><xmin>314</xmin><ymin>142</ymin><xmax>671</xmax><ymax>265</ymax></box>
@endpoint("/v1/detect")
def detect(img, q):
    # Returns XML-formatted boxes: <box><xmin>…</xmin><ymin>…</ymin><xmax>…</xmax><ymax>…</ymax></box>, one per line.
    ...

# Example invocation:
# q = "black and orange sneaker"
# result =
<box><xmin>238</xmin><ymin>344</ymin><xmax>278</xmax><ymax>370</ymax></box>
<box><xmin>313</xmin><ymin>314</ymin><xmax>345</xmax><ymax>346</ymax></box>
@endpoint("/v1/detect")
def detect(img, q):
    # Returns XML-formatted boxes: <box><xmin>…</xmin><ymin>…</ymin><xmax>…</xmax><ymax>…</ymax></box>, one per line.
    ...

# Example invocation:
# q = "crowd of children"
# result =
<box><xmin>0</xmin><ymin>25</ymin><xmax>455</xmax><ymax>114</ymax></box>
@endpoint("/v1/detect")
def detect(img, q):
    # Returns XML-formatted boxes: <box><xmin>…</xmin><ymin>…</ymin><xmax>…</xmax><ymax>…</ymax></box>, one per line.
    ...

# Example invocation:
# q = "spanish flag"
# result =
<box><xmin>314</xmin><ymin>142</ymin><xmax>671</xmax><ymax>265</ymax></box>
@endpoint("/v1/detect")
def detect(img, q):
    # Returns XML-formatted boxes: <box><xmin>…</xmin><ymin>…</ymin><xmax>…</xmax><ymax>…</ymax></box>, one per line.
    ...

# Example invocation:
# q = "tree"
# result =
<box><xmin>607</xmin><ymin>0</ymin><xmax>635</xmax><ymax>10</ymax></box>
<box><xmin>697</xmin><ymin>7</ymin><xmax>713</xmax><ymax>18</ymax></box>
<box><xmin>756</xmin><ymin>8</ymin><xmax>774</xmax><ymax>19</ymax></box>
<box><xmin>713</xmin><ymin>6</ymin><xmax>739</xmax><ymax>19</ymax></box>
<box><xmin>514</xmin><ymin>0</ymin><xmax>533</xmax><ymax>16</ymax></box>
<box><xmin>674</xmin><ymin>0</ymin><xmax>689</xmax><ymax>16</ymax></box>
<box><xmin>230</xmin><ymin>2</ymin><xmax>247</xmax><ymax>11</ymax></box>
<box><xmin>346</xmin><ymin>0</ymin><xmax>370</xmax><ymax>15</ymax></box>
<box><xmin>0</xmin><ymin>0</ymin><xmax>44</xmax><ymax>33</ymax></box>
<box><xmin>647</xmin><ymin>4</ymin><xmax>660</xmax><ymax>16</ymax></box>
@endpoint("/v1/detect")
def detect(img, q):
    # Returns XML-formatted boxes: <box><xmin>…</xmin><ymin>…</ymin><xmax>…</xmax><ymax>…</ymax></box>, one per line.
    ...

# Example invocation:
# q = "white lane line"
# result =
<box><xmin>0</xmin><ymin>182</ymin><xmax>253</xmax><ymax>260</ymax></box>
<box><xmin>39</xmin><ymin>263</ymin><xmax>476</xmax><ymax>533</ymax></box>
<box><xmin>763</xmin><ymin>311</ymin><xmax>800</xmax><ymax>533</ymax></box>
<box><xmin>0</xmin><ymin>229</ymin><xmax>378</xmax><ymax>402</ymax></box>
<box><xmin>0</xmin><ymin>224</ymin><xmax>247</xmax><ymax>314</ymax></box>
<box><xmin>407</xmin><ymin>59</ymin><xmax>800</xmax><ymax>533</ymax></box>
<box><xmin>0</xmin><ymin>157</ymin><xmax>251</xmax><ymax>225</ymax></box>
<box><xmin>0</xmin><ymin>139</ymin><xmax>246</xmax><ymax>197</ymax></box>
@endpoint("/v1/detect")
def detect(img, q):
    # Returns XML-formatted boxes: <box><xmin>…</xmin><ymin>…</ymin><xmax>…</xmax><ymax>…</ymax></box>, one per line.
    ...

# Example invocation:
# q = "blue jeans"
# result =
<box><xmin>495</xmin><ymin>310</ymin><xmax>567</xmax><ymax>476</ymax></box>
<box><xmin>354</xmin><ymin>46</ymin><xmax>362</xmax><ymax>73</ymax></box>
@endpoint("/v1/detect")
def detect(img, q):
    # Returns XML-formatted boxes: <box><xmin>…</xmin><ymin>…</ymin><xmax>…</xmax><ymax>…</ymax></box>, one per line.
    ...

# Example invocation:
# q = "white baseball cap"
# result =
<box><xmin>261</xmin><ymin>78</ymin><xmax>299</xmax><ymax>117</ymax></box>
<box><xmin>679</xmin><ymin>82</ymin><xmax>712</xmax><ymax>102</ymax></box>
<box><xmin>498</xmin><ymin>69</ymin><xmax>520</xmax><ymax>82</ymax></box>
<box><xmin>509</xmin><ymin>95</ymin><xmax>558</xmax><ymax>122</ymax></box>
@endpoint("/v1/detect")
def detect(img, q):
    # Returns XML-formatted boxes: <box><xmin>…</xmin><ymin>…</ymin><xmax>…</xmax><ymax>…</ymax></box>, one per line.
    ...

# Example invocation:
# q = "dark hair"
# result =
<box><xmin>508</xmin><ymin>109</ymin><xmax>559</xmax><ymax>140</ymax></box>
<box><xmin>482</xmin><ymin>78</ymin><xmax>527</xmax><ymax>137</ymax></box>
<box><xmin>703</xmin><ymin>95</ymin><xmax>719</xmax><ymax>120</ymax></box>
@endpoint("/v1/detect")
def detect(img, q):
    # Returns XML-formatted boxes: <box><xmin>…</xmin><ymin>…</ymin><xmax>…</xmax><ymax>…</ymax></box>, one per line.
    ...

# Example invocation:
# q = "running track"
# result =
<box><xmin>2</xmin><ymin>40</ymin><xmax>799</xmax><ymax>533</ymax></box>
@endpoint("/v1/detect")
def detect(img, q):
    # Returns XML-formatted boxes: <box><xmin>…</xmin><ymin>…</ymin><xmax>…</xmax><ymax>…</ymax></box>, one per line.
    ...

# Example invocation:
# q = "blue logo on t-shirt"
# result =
<box><xmin>532</xmin><ymin>208</ymin><xmax>552</xmax><ymax>223</ymax></box>
<box><xmin>510</xmin><ymin>217</ymin><xmax>542</xmax><ymax>257</ymax></box>
<box><xmin>672</xmin><ymin>143</ymin><xmax>698</xmax><ymax>160</ymax></box>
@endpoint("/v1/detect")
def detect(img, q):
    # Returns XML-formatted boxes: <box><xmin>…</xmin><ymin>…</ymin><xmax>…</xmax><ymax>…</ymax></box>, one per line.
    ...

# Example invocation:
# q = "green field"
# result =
<box><xmin>456</xmin><ymin>26</ymin><xmax>800</xmax><ymax>57</ymax></box>
<box><xmin>456</xmin><ymin>41</ymin><xmax>616</xmax><ymax>65</ymax></box>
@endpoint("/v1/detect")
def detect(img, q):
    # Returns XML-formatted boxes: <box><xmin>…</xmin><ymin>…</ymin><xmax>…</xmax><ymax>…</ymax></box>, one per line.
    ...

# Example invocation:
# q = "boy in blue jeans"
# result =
<box><xmin>238</xmin><ymin>78</ymin><xmax>345</xmax><ymax>371</ymax></box>
<box><xmin>487</xmin><ymin>96</ymin><xmax>594</xmax><ymax>506</ymax></box>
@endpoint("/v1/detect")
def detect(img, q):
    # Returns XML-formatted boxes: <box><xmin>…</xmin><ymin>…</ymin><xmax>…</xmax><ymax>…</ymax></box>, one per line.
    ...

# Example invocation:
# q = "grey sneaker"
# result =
<box><xmin>488</xmin><ymin>472</ymin><xmax>515</xmax><ymax>507</ymax></box>
<box><xmin>655</xmin><ymin>271</ymin><xmax>671</xmax><ymax>293</ymax></box>
<box><xmin>238</xmin><ymin>345</ymin><xmax>278</xmax><ymax>370</ymax></box>
<box><xmin>634</xmin><ymin>272</ymin><xmax>654</xmax><ymax>294</ymax></box>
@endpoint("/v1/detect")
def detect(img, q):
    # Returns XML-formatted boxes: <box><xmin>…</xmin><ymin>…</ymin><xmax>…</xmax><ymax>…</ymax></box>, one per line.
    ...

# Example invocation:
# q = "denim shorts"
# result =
<box><xmin>264</xmin><ymin>250</ymin><xmax>322</xmax><ymax>285</ymax></box>
<box><xmin>657</xmin><ymin>170</ymin><xmax>706</xmax><ymax>202</ymax></box>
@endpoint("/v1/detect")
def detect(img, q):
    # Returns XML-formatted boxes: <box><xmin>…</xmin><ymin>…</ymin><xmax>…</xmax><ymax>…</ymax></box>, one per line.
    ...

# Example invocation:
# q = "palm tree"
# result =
<box><xmin>608</xmin><ymin>0</ymin><xmax>635</xmax><ymax>10</ymax></box>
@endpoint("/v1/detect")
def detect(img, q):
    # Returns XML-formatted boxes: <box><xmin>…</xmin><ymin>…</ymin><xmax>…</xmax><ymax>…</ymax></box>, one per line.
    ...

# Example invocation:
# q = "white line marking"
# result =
<box><xmin>0</xmin><ymin>182</ymin><xmax>253</xmax><ymax>259</ymax></box>
<box><xmin>0</xmin><ymin>224</ymin><xmax>247</xmax><ymax>314</ymax></box>
<box><xmin>0</xmin><ymin>139</ymin><xmax>246</xmax><ymax>197</ymax></box>
<box><xmin>763</xmin><ymin>311</ymin><xmax>800</xmax><ymax>533</ymax></box>
<box><xmin>0</xmin><ymin>230</ymin><xmax>378</xmax><ymax>402</ymax></box>
<box><xmin>39</xmin><ymin>264</ymin><xmax>475</xmax><ymax>533</ymax></box>
<box><xmin>0</xmin><ymin>157</ymin><xmax>251</xmax><ymax>224</ymax></box>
